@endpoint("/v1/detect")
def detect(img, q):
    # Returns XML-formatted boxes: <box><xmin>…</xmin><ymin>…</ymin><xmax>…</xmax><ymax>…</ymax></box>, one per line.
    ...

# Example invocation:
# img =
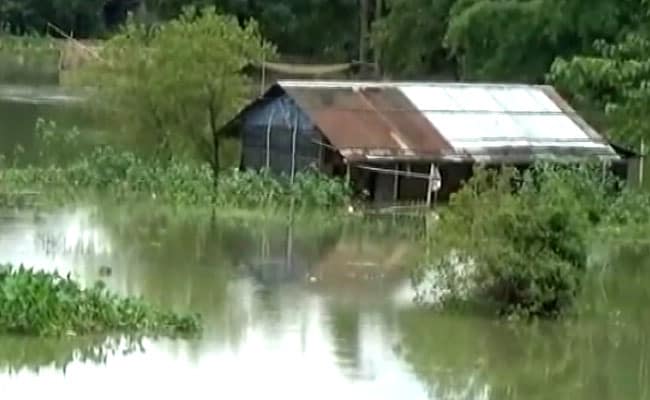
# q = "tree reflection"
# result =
<box><xmin>395</xmin><ymin>241</ymin><xmax>650</xmax><ymax>400</ymax></box>
<box><xmin>0</xmin><ymin>335</ymin><xmax>144</xmax><ymax>374</ymax></box>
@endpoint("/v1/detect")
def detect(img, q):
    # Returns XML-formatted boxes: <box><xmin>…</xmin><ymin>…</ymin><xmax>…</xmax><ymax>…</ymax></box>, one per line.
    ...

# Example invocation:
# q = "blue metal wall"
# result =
<box><xmin>241</xmin><ymin>94</ymin><xmax>322</xmax><ymax>174</ymax></box>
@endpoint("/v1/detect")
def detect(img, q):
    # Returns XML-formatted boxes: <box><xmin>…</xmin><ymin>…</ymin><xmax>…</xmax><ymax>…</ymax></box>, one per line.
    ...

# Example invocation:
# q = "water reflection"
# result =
<box><xmin>0</xmin><ymin>206</ymin><xmax>429</xmax><ymax>399</ymax></box>
<box><xmin>1</xmin><ymin>206</ymin><xmax>650</xmax><ymax>399</ymax></box>
<box><xmin>0</xmin><ymin>336</ymin><xmax>143</xmax><ymax>375</ymax></box>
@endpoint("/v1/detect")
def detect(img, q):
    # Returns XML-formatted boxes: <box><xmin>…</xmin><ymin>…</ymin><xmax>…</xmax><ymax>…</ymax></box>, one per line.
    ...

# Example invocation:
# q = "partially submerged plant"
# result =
<box><xmin>0</xmin><ymin>145</ymin><xmax>353</xmax><ymax>210</ymax></box>
<box><xmin>0</xmin><ymin>265</ymin><xmax>201</xmax><ymax>337</ymax></box>
<box><xmin>415</xmin><ymin>164</ymin><xmax>618</xmax><ymax>318</ymax></box>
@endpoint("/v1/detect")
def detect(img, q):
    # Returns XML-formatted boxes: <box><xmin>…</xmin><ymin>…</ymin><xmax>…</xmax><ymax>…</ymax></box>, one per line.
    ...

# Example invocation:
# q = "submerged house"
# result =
<box><xmin>225</xmin><ymin>80</ymin><xmax>635</xmax><ymax>204</ymax></box>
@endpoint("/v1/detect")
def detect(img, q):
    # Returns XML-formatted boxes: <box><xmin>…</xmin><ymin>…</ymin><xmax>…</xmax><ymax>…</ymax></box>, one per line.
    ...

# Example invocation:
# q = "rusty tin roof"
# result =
<box><xmin>260</xmin><ymin>80</ymin><xmax>620</xmax><ymax>163</ymax></box>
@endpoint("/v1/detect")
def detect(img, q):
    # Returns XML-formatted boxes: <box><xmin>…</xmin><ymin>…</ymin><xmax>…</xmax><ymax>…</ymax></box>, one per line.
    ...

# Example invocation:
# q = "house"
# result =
<box><xmin>225</xmin><ymin>80</ymin><xmax>636</xmax><ymax>205</ymax></box>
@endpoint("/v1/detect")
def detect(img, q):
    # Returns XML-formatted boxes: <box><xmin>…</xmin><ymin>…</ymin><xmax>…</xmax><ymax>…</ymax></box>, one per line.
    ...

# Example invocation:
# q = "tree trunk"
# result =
<box><xmin>212</xmin><ymin>133</ymin><xmax>220</xmax><ymax>190</ymax></box>
<box><xmin>359</xmin><ymin>0</ymin><xmax>369</xmax><ymax>77</ymax></box>
<box><xmin>208</xmin><ymin>94</ymin><xmax>220</xmax><ymax>191</ymax></box>
<box><xmin>373</xmin><ymin>0</ymin><xmax>383</xmax><ymax>78</ymax></box>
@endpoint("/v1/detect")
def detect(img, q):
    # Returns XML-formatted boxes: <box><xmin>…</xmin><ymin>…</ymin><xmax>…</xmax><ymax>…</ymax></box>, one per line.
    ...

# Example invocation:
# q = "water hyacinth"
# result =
<box><xmin>0</xmin><ymin>145</ymin><xmax>353</xmax><ymax>210</ymax></box>
<box><xmin>0</xmin><ymin>265</ymin><xmax>201</xmax><ymax>337</ymax></box>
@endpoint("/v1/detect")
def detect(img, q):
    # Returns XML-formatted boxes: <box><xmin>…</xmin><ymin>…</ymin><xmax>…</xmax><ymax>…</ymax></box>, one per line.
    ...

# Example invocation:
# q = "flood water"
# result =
<box><xmin>0</xmin><ymin>80</ymin><xmax>95</xmax><ymax>164</ymax></box>
<box><xmin>1</xmin><ymin>71</ymin><xmax>650</xmax><ymax>400</ymax></box>
<box><xmin>0</xmin><ymin>206</ymin><xmax>648</xmax><ymax>399</ymax></box>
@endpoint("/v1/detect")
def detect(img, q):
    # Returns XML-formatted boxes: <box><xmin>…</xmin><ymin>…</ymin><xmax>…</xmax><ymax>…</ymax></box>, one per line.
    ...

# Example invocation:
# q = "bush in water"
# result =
<box><xmin>415</xmin><ymin>164</ymin><xmax>621</xmax><ymax>318</ymax></box>
<box><xmin>0</xmin><ymin>265</ymin><xmax>201</xmax><ymax>337</ymax></box>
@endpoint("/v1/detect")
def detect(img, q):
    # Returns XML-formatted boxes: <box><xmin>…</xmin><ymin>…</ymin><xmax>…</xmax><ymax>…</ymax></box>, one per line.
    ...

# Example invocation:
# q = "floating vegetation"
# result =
<box><xmin>0</xmin><ymin>265</ymin><xmax>201</xmax><ymax>337</ymax></box>
<box><xmin>0</xmin><ymin>120</ymin><xmax>353</xmax><ymax>210</ymax></box>
<box><xmin>0</xmin><ymin>152</ymin><xmax>353</xmax><ymax>210</ymax></box>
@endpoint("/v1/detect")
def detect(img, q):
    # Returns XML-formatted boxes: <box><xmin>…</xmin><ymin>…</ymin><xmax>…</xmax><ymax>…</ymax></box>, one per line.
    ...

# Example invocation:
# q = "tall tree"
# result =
<box><xmin>81</xmin><ymin>6</ymin><xmax>273</xmax><ymax>180</ymax></box>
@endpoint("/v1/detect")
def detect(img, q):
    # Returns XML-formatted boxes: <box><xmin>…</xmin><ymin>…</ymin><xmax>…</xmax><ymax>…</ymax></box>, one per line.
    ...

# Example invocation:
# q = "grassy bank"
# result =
<box><xmin>0</xmin><ymin>265</ymin><xmax>200</xmax><ymax>337</ymax></box>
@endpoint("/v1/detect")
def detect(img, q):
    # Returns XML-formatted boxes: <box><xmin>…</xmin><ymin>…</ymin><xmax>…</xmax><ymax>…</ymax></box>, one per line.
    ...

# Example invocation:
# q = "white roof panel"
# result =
<box><xmin>443</xmin><ymin>86</ymin><xmax>503</xmax><ymax>111</ymax></box>
<box><xmin>399</xmin><ymin>84</ymin><xmax>613</xmax><ymax>154</ymax></box>
<box><xmin>399</xmin><ymin>86</ymin><xmax>459</xmax><ymax>111</ymax></box>
<box><xmin>487</xmin><ymin>87</ymin><xmax>561</xmax><ymax>112</ymax></box>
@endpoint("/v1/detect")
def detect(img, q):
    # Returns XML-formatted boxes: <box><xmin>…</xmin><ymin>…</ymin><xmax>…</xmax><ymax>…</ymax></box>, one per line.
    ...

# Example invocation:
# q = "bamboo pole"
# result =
<box><xmin>265</xmin><ymin>107</ymin><xmax>275</xmax><ymax>170</ymax></box>
<box><xmin>46</xmin><ymin>22</ymin><xmax>102</xmax><ymax>62</ymax></box>
<box><xmin>290</xmin><ymin>112</ymin><xmax>298</xmax><ymax>184</ymax></box>
<box><xmin>393</xmin><ymin>162</ymin><xmax>399</xmax><ymax>202</ymax></box>
<box><xmin>640</xmin><ymin>139</ymin><xmax>645</xmax><ymax>187</ymax></box>
<box><xmin>426</xmin><ymin>163</ymin><xmax>435</xmax><ymax>207</ymax></box>
<box><xmin>355</xmin><ymin>163</ymin><xmax>431</xmax><ymax>180</ymax></box>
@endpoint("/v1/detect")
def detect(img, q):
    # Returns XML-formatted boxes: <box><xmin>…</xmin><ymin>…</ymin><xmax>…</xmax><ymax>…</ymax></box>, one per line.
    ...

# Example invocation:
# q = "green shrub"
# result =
<box><xmin>415</xmin><ymin>164</ymin><xmax>609</xmax><ymax>318</ymax></box>
<box><xmin>0</xmin><ymin>265</ymin><xmax>201</xmax><ymax>337</ymax></box>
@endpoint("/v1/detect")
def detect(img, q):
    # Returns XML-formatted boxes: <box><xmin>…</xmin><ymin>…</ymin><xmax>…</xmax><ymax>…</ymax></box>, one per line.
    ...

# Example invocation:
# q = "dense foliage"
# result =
<box><xmin>0</xmin><ymin>0</ymin><xmax>109</xmax><ymax>37</ymax></box>
<box><xmin>0</xmin><ymin>265</ymin><xmax>200</xmax><ymax>337</ymax></box>
<box><xmin>3</xmin><ymin>0</ymin><xmax>650</xmax><ymax>82</ymax></box>
<box><xmin>150</xmin><ymin>0</ymin><xmax>360</xmax><ymax>61</ymax></box>
<box><xmin>0</xmin><ymin>0</ymin><xmax>359</xmax><ymax>60</ymax></box>
<box><xmin>550</xmin><ymin>32</ymin><xmax>650</xmax><ymax>151</ymax></box>
<box><xmin>415</xmin><ymin>164</ymin><xmax>632</xmax><ymax>318</ymax></box>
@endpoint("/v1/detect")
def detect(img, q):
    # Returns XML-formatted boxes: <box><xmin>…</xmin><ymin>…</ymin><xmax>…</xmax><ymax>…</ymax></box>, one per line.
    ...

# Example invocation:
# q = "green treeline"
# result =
<box><xmin>0</xmin><ymin>0</ymin><xmax>643</xmax><ymax>78</ymax></box>
<box><xmin>3</xmin><ymin>1</ymin><xmax>650</xmax><ymax>150</ymax></box>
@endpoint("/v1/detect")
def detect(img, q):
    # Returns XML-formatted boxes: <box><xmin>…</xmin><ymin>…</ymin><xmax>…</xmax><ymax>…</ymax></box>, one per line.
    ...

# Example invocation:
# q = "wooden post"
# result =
<box><xmin>426</xmin><ymin>163</ymin><xmax>435</xmax><ymax>207</ymax></box>
<box><xmin>640</xmin><ymin>139</ymin><xmax>645</xmax><ymax>187</ymax></box>
<box><xmin>346</xmin><ymin>163</ymin><xmax>351</xmax><ymax>185</ymax></box>
<box><xmin>317</xmin><ymin>134</ymin><xmax>323</xmax><ymax>171</ymax></box>
<box><xmin>393</xmin><ymin>162</ymin><xmax>399</xmax><ymax>202</ymax></box>
<box><xmin>265</xmin><ymin>107</ymin><xmax>275</xmax><ymax>170</ymax></box>
<box><xmin>290</xmin><ymin>112</ymin><xmax>298</xmax><ymax>184</ymax></box>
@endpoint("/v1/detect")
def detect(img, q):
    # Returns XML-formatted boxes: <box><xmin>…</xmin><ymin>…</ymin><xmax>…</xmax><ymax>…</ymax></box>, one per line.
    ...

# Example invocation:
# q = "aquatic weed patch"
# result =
<box><xmin>0</xmin><ymin>265</ymin><xmax>201</xmax><ymax>337</ymax></box>
<box><xmin>0</xmin><ymin>146</ymin><xmax>353</xmax><ymax>210</ymax></box>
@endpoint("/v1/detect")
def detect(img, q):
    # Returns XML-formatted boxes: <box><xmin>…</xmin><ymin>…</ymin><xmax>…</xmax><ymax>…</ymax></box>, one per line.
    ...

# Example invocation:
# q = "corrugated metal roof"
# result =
<box><xmin>275</xmin><ymin>80</ymin><xmax>620</xmax><ymax>163</ymax></box>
